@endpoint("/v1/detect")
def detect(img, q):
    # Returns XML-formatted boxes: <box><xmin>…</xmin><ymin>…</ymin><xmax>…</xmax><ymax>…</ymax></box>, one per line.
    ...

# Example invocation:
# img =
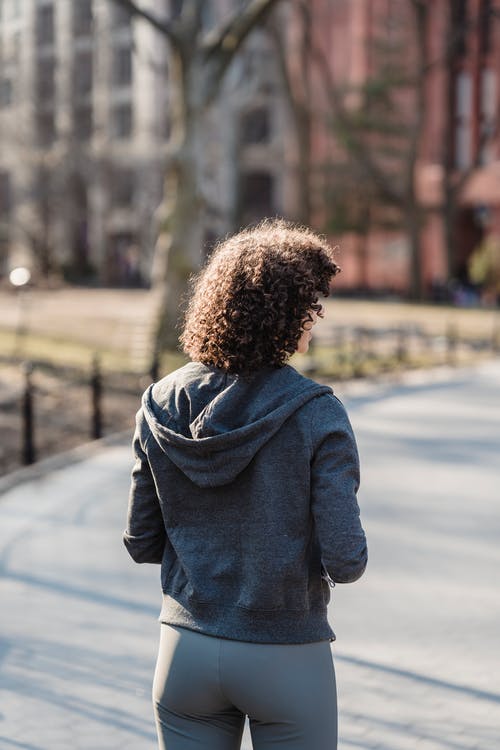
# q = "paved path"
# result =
<box><xmin>0</xmin><ymin>361</ymin><xmax>499</xmax><ymax>749</ymax></box>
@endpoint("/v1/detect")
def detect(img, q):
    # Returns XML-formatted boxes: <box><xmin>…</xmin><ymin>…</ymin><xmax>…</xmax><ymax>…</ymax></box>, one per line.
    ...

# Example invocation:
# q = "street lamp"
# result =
<box><xmin>9</xmin><ymin>266</ymin><xmax>32</xmax><ymax>358</ymax></box>
<box><xmin>9</xmin><ymin>266</ymin><xmax>31</xmax><ymax>287</ymax></box>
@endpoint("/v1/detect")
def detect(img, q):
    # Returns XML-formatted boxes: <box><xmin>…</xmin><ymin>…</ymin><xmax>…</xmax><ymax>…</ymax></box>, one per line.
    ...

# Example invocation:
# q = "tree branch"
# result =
<box><xmin>110</xmin><ymin>0</ymin><xmax>179</xmax><ymax>44</ymax></box>
<box><xmin>204</xmin><ymin>0</ymin><xmax>280</xmax><ymax>54</ymax></box>
<box><xmin>266</xmin><ymin>1</ymin><xmax>313</xmax><ymax>223</ymax></box>
<box><xmin>202</xmin><ymin>0</ymin><xmax>282</xmax><ymax>104</ymax></box>
<box><xmin>403</xmin><ymin>0</ymin><xmax>427</xmax><ymax>198</ymax></box>
<box><xmin>266</xmin><ymin>0</ymin><xmax>311</xmax><ymax>115</ymax></box>
<box><xmin>310</xmin><ymin>41</ymin><xmax>404</xmax><ymax>207</ymax></box>
<box><xmin>266</xmin><ymin>18</ymin><xmax>299</xmax><ymax>113</ymax></box>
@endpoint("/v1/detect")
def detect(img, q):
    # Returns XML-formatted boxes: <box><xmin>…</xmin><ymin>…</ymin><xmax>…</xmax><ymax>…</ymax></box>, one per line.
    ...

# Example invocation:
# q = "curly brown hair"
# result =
<box><xmin>180</xmin><ymin>219</ymin><xmax>340</xmax><ymax>373</ymax></box>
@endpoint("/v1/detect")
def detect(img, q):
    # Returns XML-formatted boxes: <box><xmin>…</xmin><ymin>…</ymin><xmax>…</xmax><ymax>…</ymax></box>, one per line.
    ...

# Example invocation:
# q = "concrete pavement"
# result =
<box><xmin>1</xmin><ymin>360</ymin><xmax>499</xmax><ymax>749</ymax></box>
<box><xmin>333</xmin><ymin>360</ymin><xmax>500</xmax><ymax>750</ymax></box>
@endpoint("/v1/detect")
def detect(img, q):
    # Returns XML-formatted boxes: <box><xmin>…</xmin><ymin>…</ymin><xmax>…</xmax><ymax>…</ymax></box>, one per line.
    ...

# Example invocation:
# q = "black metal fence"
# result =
<box><xmin>299</xmin><ymin>321</ymin><xmax>500</xmax><ymax>379</ymax></box>
<box><xmin>1</xmin><ymin>320</ymin><xmax>499</xmax><ymax>475</ymax></box>
<box><xmin>0</xmin><ymin>355</ymin><xmax>152</xmax><ymax>475</ymax></box>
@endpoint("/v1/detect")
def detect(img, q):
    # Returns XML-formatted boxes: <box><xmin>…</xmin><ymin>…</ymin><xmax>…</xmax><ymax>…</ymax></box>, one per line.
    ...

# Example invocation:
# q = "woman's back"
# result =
<box><xmin>126</xmin><ymin>361</ymin><xmax>366</xmax><ymax>644</ymax></box>
<box><xmin>124</xmin><ymin>219</ymin><xmax>367</xmax><ymax>749</ymax></box>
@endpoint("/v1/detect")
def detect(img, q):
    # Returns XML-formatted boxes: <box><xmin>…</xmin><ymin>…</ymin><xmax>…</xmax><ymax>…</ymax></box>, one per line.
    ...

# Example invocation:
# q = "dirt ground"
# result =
<box><xmin>0</xmin><ymin>287</ymin><xmax>156</xmax><ymax>344</ymax></box>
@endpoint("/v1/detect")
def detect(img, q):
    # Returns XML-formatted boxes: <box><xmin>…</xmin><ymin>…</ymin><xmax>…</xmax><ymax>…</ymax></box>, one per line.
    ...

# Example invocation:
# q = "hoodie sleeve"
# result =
<box><xmin>123</xmin><ymin>410</ymin><xmax>166</xmax><ymax>564</ymax></box>
<box><xmin>310</xmin><ymin>395</ymin><xmax>367</xmax><ymax>584</ymax></box>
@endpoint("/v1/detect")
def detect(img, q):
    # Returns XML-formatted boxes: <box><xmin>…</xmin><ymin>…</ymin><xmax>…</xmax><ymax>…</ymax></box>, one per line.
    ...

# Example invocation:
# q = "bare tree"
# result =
<box><xmin>303</xmin><ymin>0</ymin><xmax>430</xmax><ymax>300</ymax></box>
<box><xmin>309</xmin><ymin>0</ymin><xmax>499</xmax><ymax>298</ymax></box>
<box><xmin>111</xmin><ymin>0</ymin><xmax>282</xmax><ymax>349</ymax></box>
<box><xmin>267</xmin><ymin>1</ymin><xmax>312</xmax><ymax>225</ymax></box>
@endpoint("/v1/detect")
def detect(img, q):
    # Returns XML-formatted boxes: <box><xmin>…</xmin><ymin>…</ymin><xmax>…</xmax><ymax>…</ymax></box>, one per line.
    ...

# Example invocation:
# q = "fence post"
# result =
<box><xmin>21</xmin><ymin>361</ymin><xmax>35</xmax><ymax>465</ymax></box>
<box><xmin>396</xmin><ymin>326</ymin><xmax>408</xmax><ymax>365</ymax></box>
<box><xmin>149</xmin><ymin>347</ymin><xmax>160</xmax><ymax>383</ymax></box>
<box><xmin>91</xmin><ymin>354</ymin><xmax>103</xmax><ymax>440</ymax></box>
<box><xmin>340</xmin><ymin>327</ymin><xmax>351</xmax><ymax>378</ymax></box>
<box><xmin>446</xmin><ymin>323</ymin><xmax>458</xmax><ymax>366</ymax></box>
<box><xmin>302</xmin><ymin>335</ymin><xmax>318</xmax><ymax>376</ymax></box>
<box><xmin>492</xmin><ymin>317</ymin><xmax>500</xmax><ymax>354</ymax></box>
<box><xmin>352</xmin><ymin>327</ymin><xmax>365</xmax><ymax>377</ymax></box>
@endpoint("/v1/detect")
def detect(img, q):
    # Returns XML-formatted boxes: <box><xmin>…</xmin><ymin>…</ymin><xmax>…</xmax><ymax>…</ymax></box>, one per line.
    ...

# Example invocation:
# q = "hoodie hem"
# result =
<box><xmin>159</xmin><ymin>594</ymin><xmax>336</xmax><ymax>644</ymax></box>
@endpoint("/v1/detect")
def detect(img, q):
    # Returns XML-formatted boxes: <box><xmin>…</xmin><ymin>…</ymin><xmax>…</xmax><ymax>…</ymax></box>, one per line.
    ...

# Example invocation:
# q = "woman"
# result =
<box><xmin>124</xmin><ymin>219</ymin><xmax>367</xmax><ymax>750</ymax></box>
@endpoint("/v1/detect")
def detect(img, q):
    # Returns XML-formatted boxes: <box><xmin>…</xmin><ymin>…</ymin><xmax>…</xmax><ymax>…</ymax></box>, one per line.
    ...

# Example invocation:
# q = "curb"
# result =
<box><xmin>0</xmin><ymin>428</ymin><xmax>132</xmax><ymax>497</ymax></box>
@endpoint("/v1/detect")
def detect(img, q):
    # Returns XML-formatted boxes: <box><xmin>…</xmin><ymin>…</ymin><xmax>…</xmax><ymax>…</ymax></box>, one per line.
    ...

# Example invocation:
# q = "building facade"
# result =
<box><xmin>0</xmin><ymin>0</ymin><xmax>289</xmax><ymax>286</ymax></box>
<box><xmin>303</xmin><ymin>0</ymin><xmax>500</xmax><ymax>299</ymax></box>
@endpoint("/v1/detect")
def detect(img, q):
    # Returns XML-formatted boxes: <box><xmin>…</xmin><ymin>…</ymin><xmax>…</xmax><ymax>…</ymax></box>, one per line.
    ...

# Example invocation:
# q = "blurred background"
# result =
<box><xmin>1</xmin><ymin>0</ymin><xmax>500</xmax><ymax>473</ymax></box>
<box><xmin>1</xmin><ymin>5</ymin><xmax>500</xmax><ymax>750</ymax></box>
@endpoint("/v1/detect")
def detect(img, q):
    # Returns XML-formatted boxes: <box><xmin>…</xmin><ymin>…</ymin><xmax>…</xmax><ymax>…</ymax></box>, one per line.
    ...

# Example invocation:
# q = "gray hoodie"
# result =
<box><xmin>124</xmin><ymin>361</ymin><xmax>367</xmax><ymax>644</ymax></box>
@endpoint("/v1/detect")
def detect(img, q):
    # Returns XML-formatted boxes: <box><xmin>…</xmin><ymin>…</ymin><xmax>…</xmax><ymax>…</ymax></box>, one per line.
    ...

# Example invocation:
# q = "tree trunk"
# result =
<box><xmin>268</xmin><ymin>2</ymin><xmax>312</xmax><ymax>225</ymax></box>
<box><xmin>293</xmin><ymin>1</ymin><xmax>312</xmax><ymax>225</ymax></box>
<box><xmin>406</xmin><ymin>203</ymin><xmax>423</xmax><ymax>300</ymax></box>
<box><xmin>405</xmin><ymin>0</ymin><xmax>428</xmax><ymax>301</ymax></box>
<box><xmin>151</xmin><ymin>48</ymin><xmax>206</xmax><ymax>351</ymax></box>
<box><xmin>443</xmin><ymin>187</ymin><xmax>458</xmax><ymax>281</ymax></box>
<box><xmin>442</xmin><ymin>0</ymin><xmax>458</xmax><ymax>283</ymax></box>
<box><xmin>294</xmin><ymin>107</ymin><xmax>312</xmax><ymax>225</ymax></box>
<box><xmin>109</xmin><ymin>0</ymin><xmax>284</xmax><ymax>357</ymax></box>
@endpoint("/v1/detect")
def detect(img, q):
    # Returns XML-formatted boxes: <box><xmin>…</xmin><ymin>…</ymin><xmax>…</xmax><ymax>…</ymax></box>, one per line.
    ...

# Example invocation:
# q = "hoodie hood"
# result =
<box><xmin>142</xmin><ymin>362</ymin><xmax>332</xmax><ymax>488</ymax></box>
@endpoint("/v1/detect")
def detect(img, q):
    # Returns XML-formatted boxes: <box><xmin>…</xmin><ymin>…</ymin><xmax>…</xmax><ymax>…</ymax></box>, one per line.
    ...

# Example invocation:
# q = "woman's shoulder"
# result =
<box><xmin>150</xmin><ymin>361</ymin><xmax>219</xmax><ymax>400</ymax></box>
<box><xmin>304</xmin><ymin>387</ymin><xmax>353</xmax><ymax>435</ymax></box>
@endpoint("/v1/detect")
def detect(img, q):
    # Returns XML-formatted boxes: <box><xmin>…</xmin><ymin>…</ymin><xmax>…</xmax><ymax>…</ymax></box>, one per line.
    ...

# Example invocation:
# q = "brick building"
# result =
<box><xmin>301</xmin><ymin>0</ymin><xmax>500</xmax><ymax>299</ymax></box>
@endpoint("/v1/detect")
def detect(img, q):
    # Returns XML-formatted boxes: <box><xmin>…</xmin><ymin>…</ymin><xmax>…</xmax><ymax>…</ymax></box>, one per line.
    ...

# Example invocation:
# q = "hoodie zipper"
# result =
<box><xmin>321</xmin><ymin>565</ymin><xmax>336</xmax><ymax>589</ymax></box>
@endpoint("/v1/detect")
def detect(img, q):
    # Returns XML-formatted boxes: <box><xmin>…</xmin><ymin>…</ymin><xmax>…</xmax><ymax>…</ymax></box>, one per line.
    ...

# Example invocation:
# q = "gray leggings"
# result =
<box><xmin>152</xmin><ymin>624</ymin><xmax>337</xmax><ymax>750</ymax></box>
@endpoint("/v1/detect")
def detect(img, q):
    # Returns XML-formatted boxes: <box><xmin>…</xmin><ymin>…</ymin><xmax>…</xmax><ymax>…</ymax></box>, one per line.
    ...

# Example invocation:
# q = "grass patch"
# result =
<box><xmin>0</xmin><ymin>328</ymin><xmax>131</xmax><ymax>372</ymax></box>
<box><xmin>326</xmin><ymin>299</ymin><xmax>500</xmax><ymax>342</ymax></box>
<box><xmin>159</xmin><ymin>350</ymin><xmax>190</xmax><ymax>375</ymax></box>
<box><xmin>0</xmin><ymin>326</ymin><xmax>192</xmax><ymax>381</ymax></box>
<box><xmin>291</xmin><ymin>339</ymin><xmax>491</xmax><ymax>382</ymax></box>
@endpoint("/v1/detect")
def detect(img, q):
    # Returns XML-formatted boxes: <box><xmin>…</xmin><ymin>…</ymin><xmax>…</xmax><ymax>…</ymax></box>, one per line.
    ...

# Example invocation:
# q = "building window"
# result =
<box><xmin>479</xmin><ymin>0</ymin><xmax>492</xmax><ymax>56</ymax></box>
<box><xmin>0</xmin><ymin>78</ymin><xmax>12</xmax><ymax>108</ymax></box>
<box><xmin>36</xmin><ymin>56</ymin><xmax>56</xmax><ymax>102</ymax></box>
<box><xmin>0</xmin><ymin>171</ymin><xmax>12</xmax><ymax>217</ymax></box>
<box><xmin>36</xmin><ymin>3</ymin><xmax>54</xmax><ymax>47</ymax></box>
<box><xmin>73</xmin><ymin>0</ymin><xmax>93</xmax><ymax>37</ymax></box>
<box><xmin>171</xmin><ymin>0</ymin><xmax>184</xmax><ymax>19</ymax></box>
<box><xmin>73</xmin><ymin>104</ymin><xmax>92</xmax><ymax>141</ymax></box>
<box><xmin>10</xmin><ymin>0</ymin><xmax>22</xmax><ymax>20</ymax></box>
<box><xmin>454</xmin><ymin>71</ymin><xmax>472</xmax><ymax>169</ymax></box>
<box><xmin>36</xmin><ymin>110</ymin><xmax>56</xmax><ymax>147</ymax></box>
<box><xmin>162</xmin><ymin>113</ymin><xmax>171</xmax><ymax>140</ymax></box>
<box><xmin>10</xmin><ymin>31</ymin><xmax>21</xmax><ymax>62</ymax></box>
<box><xmin>0</xmin><ymin>1</ymin><xmax>22</xmax><ymax>21</ymax></box>
<box><xmin>241</xmin><ymin>107</ymin><xmax>271</xmax><ymax>144</ymax></box>
<box><xmin>73</xmin><ymin>51</ymin><xmax>93</xmax><ymax>96</ymax></box>
<box><xmin>112</xmin><ymin>4</ymin><xmax>132</xmax><ymax>28</ymax></box>
<box><xmin>480</xmin><ymin>68</ymin><xmax>496</xmax><ymax>164</ymax></box>
<box><xmin>240</xmin><ymin>171</ymin><xmax>274</xmax><ymax>224</ymax></box>
<box><xmin>201</xmin><ymin>1</ymin><xmax>213</xmax><ymax>28</ymax></box>
<box><xmin>451</xmin><ymin>0</ymin><xmax>467</xmax><ymax>58</ymax></box>
<box><xmin>112</xmin><ymin>102</ymin><xmax>133</xmax><ymax>139</ymax></box>
<box><xmin>107</xmin><ymin>233</ymin><xmax>142</xmax><ymax>286</ymax></box>
<box><xmin>113</xmin><ymin>46</ymin><xmax>132</xmax><ymax>87</ymax></box>
<box><xmin>112</xmin><ymin>168</ymin><xmax>134</xmax><ymax>206</ymax></box>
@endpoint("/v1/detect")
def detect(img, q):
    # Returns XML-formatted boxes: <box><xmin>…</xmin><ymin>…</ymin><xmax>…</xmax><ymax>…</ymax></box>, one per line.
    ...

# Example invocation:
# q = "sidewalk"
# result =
<box><xmin>1</xmin><ymin>360</ymin><xmax>499</xmax><ymax>749</ymax></box>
